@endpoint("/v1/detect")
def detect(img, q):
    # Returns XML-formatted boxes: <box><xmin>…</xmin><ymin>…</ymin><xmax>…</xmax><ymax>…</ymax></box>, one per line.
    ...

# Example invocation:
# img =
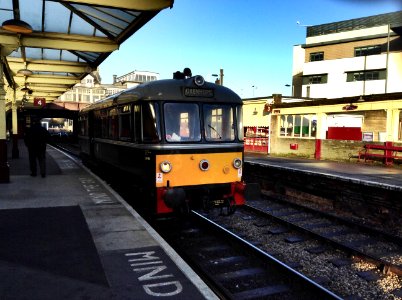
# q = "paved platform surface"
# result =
<box><xmin>245</xmin><ymin>153</ymin><xmax>402</xmax><ymax>191</ymax></box>
<box><xmin>1</xmin><ymin>141</ymin><xmax>218</xmax><ymax>300</ymax></box>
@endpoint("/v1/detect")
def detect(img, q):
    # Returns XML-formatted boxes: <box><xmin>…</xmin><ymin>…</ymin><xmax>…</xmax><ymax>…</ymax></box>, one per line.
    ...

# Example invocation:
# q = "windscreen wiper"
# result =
<box><xmin>208</xmin><ymin>124</ymin><xmax>222</xmax><ymax>139</ymax></box>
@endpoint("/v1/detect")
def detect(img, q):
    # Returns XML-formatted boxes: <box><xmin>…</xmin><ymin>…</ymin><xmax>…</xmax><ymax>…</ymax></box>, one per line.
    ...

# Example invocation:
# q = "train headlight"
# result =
<box><xmin>233</xmin><ymin>158</ymin><xmax>242</xmax><ymax>169</ymax></box>
<box><xmin>199</xmin><ymin>159</ymin><xmax>210</xmax><ymax>171</ymax></box>
<box><xmin>194</xmin><ymin>75</ymin><xmax>205</xmax><ymax>86</ymax></box>
<box><xmin>160</xmin><ymin>161</ymin><xmax>172</xmax><ymax>173</ymax></box>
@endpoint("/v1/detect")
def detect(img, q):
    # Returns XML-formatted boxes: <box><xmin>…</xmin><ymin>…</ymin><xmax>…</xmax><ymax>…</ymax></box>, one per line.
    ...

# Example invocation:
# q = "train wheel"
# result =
<box><xmin>202</xmin><ymin>196</ymin><xmax>211</xmax><ymax>212</ymax></box>
<box><xmin>180</xmin><ymin>201</ymin><xmax>190</xmax><ymax>215</ymax></box>
<box><xmin>220</xmin><ymin>197</ymin><xmax>236</xmax><ymax>216</ymax></box>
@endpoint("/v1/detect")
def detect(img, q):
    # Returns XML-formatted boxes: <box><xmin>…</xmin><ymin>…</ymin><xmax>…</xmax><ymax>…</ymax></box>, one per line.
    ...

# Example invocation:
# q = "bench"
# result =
<box><xmin>358</xmin><ymin>142</ymin><xmax>402</xmax><ymax>165</ymax></box>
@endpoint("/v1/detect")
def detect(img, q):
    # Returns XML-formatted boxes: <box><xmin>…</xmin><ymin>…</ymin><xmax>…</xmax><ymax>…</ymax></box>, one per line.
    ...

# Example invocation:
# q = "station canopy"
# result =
<box><xmin>0</xmin><ymin>0</ymin><xmax>173</xmax><ymax>104</ymax></box>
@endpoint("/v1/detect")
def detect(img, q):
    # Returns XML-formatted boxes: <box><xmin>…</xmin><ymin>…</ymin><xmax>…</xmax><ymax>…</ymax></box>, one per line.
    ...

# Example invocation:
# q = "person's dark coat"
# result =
<box><xmin>24</xmin><ymin>122</ymin><xmax>50</xmax><ymax>177</ymax></box>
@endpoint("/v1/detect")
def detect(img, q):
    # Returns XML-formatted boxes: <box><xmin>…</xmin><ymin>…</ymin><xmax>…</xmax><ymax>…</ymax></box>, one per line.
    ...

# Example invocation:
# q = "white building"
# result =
<box><xmin>293</xmin><ymin>11</ymin><xmax>402</xmax><ymax>99</ymax></box>
<box><xmin>115</xmin><ymin>70</ymin><xmax>159</xmax><ymax>87</ymax></box>
<box><xmin>59</xmin><ymin>69</ymin><xmax>159</xmax><ymax>103</ymax></box>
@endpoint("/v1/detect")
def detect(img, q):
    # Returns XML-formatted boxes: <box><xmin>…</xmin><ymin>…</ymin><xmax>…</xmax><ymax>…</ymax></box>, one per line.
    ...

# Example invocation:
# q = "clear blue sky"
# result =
<box><xmin>99</xmin><ymin>0</ymin><xmax>401</xmax><ymax>98</ymax></box>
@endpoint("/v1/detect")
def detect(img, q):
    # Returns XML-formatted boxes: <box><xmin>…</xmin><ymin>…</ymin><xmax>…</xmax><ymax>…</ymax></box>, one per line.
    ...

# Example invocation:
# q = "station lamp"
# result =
<box><xmin>2</xmin><ymin>19</ymin><xmax>33</xmax><ymax>34</ymax></box>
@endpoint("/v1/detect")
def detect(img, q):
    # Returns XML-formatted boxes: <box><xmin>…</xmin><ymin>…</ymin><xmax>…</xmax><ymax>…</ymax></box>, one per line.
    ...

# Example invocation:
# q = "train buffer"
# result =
<box><xmin>357</xmin><ymin>142</ymin><xmax>402</xmax><ymax>166</ymax></box>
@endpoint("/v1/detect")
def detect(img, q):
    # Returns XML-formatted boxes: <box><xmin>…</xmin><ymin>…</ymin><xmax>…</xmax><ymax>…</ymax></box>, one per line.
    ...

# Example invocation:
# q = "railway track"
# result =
<box><xmin>246</xmin><ymin>195</ymin><xmax>402</xmax><ymax>276</ymax></box>
<box><xmin>207</xmin><ymin>197</ymin><xmax>402</xmax><ymax>299</ymax></box>
<box><xmin>154</xmin><ymin>211</ymin><xmax>341</xmax><ymax>300</ymax></box>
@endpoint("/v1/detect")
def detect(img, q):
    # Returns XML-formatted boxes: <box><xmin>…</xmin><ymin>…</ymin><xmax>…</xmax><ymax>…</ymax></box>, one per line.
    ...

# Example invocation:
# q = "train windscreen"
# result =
<box><xmin>164</xmin><ymin>103</ymin><xmax>201</xmax><ymax>142</ymax></box>
<box><xmin>204</xmin><ymin>104</ymin><xmax>235</xmax><ymax>142</ymax></box>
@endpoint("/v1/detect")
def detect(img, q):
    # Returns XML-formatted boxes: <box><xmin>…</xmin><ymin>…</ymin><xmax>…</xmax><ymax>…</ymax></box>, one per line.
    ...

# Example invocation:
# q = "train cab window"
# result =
<box><xmin>203</xmin><ymin>104</ymin><xmax>235</xmax><ymax>142</ymax></box>
<box><xmin>119</xmin><ymin>105</ymin><xmax>131</xmax><ymax>140</ymax></box>
<box><xmin>164</xmin><ymin>103</ymin><xmax>201</xmax><ymax>142</ymax></box>
<box><xmin>142</xmin><ymin>103</ymin><xmax>161</xmax><ymax>143</ymax></box>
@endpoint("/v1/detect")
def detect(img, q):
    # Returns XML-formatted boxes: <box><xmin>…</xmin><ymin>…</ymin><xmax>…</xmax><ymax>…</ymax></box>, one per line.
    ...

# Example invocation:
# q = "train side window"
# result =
<box><xmin>108</xmin><ymin>108</ymin><xmax>119</xmax><ymax>139</ymax></box>
<box><xmin>203</xmin><ymin>104</ymin><xmax>235</xmax><ymax>142</ymax></box>
<box><xmin>119</xmin><ymin>105</ymin><xmax>132</xmax><ymax>141</ymax></box>
<box><xmin>93</xmin><ymin>110</ymin><xmax>101</xmax><ymax>137</ymax></box>
<box><xmin>79</xmin><ymin>115</ymin><xmax>88</xmax><ymax>136</ymax></box>
<box><xmin>142</xmin><ymin>102</ymin><xmax>161</xmax><ymax>143</ymax></box>
<box><xmin>100</xmin><ymin>109</ymin><xmax>108</xmax><ymax>138</ymax></box>
<box><xmin>133</xmin><ymin>104</ymin><xmax>141</xmax><ymax>142</ymax></box>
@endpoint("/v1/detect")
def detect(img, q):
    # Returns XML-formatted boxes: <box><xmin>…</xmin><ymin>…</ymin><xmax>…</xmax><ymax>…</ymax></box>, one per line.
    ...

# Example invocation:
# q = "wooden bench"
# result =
<box><xmin>358</xmin><ymin>143</ymin><xmax>402</xmax><ymax>165</ymax></box>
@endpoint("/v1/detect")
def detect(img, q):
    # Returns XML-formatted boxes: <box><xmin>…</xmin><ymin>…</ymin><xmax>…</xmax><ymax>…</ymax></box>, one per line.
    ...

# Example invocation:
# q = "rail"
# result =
<box><xmin>358</xmin><ymin>142</ymin><xmax>402</xmax><ymax>165</ymax></box>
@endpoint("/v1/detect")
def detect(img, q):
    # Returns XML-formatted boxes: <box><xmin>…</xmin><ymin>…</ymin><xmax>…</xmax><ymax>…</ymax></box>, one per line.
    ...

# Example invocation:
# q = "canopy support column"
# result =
<box><xmin>0</xmin><ymin>59</ymin><xmax>10</xmax><ymax>183</ymax></box>
<box><xmin>12</xmin><ymin>89</ymin><xmax>19</xmax><ymax>158</ymax></box>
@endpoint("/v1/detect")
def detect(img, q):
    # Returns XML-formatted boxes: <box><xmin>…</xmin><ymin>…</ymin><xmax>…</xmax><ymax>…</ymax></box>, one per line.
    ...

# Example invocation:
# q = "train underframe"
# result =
<box><xmin>156</xmin><ymin>181</ymin><xmax>246</xmax><ymax>216</ymax></box>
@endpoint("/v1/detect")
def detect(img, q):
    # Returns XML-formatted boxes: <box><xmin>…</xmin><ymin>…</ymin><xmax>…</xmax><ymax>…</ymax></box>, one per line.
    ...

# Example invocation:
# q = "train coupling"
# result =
<box><xmin>156</xmin><ymin>187</ymin><xmax>186</xmax><ymax>214</ymax></box>
<box><xmin>203</xmin><ymin>182</ymin><xmax>246</xmax><ymax>215</ymax></box>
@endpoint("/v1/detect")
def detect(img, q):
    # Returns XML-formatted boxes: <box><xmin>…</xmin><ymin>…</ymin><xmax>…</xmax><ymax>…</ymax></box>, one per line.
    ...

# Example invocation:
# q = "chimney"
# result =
<box><xmin>272</xmin><ymin>94</ymin><xmax>282</xmax><ymax>104</ymax></box>
<box><xmin>113</xmin><ymin>75</ymin><xmax>117</xmax><ymax>84</ymax></box>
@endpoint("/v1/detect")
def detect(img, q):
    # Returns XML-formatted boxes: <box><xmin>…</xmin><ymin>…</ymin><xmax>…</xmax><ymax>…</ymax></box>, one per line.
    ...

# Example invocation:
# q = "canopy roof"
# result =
<box><xmin>0</xmin><ymin>0</ymin><xmax>173</xmax><ymax>103</ymax></box>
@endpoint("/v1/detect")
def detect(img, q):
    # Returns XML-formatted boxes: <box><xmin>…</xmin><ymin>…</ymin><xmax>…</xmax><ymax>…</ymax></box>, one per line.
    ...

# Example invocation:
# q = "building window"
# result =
<box><xmin>310</xmin><ymin>52</ymin><xmax>324</xmax><ymax>61</ymax></box>
<box><xmin>302</xmin><ymin>74</ymin><xmax>328</xmax><ymax>84</ymax></box>
<box><xmin>355</xmin><ymin>45</ymin><xmax>381</xmax><ymax>57</ymax></box>
<box><xmin>280</xmin><ymin>114</ymin><xmax>317</xmax><ymax>138</ymax></box>
<box><xmin>65</xmin><ymin>93</ymin><xmax>73</xmax><ymax>101</ymax></box>
<box><xmin>346</xmin><ymin>70</ymin><xmax>385</xmax><ymax>82</ymax></box>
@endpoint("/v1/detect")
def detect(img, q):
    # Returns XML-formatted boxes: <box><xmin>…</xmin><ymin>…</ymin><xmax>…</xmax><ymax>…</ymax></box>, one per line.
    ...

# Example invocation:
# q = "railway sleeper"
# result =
<box><xmin>233</xmin><ymin>284</ymin><xmax>290</xmax><ymax>299</ymax></box>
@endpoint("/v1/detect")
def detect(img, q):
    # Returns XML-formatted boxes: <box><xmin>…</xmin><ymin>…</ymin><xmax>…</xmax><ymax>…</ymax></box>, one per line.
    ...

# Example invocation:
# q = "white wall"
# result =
<box><xmin>302</xmin><ymin>53</ymin><xmax>402</xmax><ymax>98</ymax></box>
<box><xmin>306</xmin><ymin>25</ymin><xmax>389</xmax><ymax>44</ymax></box>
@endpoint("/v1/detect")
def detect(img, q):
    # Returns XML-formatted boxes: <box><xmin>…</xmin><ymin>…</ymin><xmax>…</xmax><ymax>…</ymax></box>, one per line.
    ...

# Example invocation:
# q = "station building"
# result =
<box><xmin>243</xmin><ymin>11</ymin><xmax>402</xmax><ymax>163</ymax></box>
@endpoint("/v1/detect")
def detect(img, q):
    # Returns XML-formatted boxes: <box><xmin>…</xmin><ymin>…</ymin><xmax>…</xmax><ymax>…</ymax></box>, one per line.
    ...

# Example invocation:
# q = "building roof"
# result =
<box><xmin>1</xmin><ymin>0</ymin><xmax>173</xmax><ymax>104</ymax></box>
<box><xmin>307</xmin><ymin>11</ymin><xmax>402</xmax><ymax>37</ymax></box>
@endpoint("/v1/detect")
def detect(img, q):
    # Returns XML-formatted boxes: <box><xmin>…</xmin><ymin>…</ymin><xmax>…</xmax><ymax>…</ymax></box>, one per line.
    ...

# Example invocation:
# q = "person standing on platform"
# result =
<box><xmin>24</xmin><ymin>118</ymin><xmax>50</xmax><ymax>178</ymax></box>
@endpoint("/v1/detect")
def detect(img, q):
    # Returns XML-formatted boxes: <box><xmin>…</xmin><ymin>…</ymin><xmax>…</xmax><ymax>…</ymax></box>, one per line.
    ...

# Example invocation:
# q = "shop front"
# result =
<box><xmin>243</xmin><ymin>99</ymin><xmax>270</xmax><ymax>154</ymax></box>
<box><xmin>244</xmin><ymin>126</ymin><xmax>269</xmax><ymax>153</ymax></box>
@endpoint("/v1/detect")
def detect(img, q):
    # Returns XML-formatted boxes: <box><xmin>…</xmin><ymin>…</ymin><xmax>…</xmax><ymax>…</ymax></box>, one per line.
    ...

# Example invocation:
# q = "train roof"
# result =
<box><xmin>80</xmin><ymin>75</ymin><xmax>242</xmax><ymax>112</ymax></box>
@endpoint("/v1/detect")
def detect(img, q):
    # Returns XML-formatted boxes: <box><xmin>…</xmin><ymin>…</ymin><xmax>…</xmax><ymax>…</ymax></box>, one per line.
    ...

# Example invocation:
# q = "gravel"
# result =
<box><xmin>208</xmin><ymin>208</ymin><xmax>402</xmax><ymax>300</ymax></box>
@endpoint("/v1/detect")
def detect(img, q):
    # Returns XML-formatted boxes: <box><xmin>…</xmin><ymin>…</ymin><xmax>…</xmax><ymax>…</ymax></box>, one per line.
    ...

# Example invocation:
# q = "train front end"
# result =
<box><xmin>154</xmin><ymin>73</ymin><xmax>246</xmax><ymax>215</ymax></box>
<box><xmin>155</xmin><ymin>151</ymin><xmax>246</xmax><ymax>214</ymax></box>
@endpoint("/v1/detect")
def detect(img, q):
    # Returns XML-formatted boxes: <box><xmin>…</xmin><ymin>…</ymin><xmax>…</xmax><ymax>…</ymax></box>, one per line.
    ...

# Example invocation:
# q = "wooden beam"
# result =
<box><xmin>15</xmin><ymin>75</ymin><xmax>81</xmax><ymax>85</ymax></box>
<box><xmin>8</xmin><ymin>60</ymin><xmax>89</xmax><ymax>73</ymax></box>
<box><xmin>0</xmin><ymin>32</ymin><xmax>118</xmax><ymax>52</ymax></box>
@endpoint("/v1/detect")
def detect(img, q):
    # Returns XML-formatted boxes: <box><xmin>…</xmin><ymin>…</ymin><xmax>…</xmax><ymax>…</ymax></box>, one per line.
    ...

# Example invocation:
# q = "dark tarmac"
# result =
<box><xmin>1</xmin><ymin>141</ymin><xmax>217</xmax><ymax>300</ymax></box>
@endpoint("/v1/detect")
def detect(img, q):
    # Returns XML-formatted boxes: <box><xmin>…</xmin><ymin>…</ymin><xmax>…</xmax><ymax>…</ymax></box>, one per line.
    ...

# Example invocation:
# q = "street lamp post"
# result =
<box><xmin>252</xmin><ymin>85</ymin><xmax>257</xmax><ymax>97</ymax></box>
<box><xmin>211</xmin><ymin>69</ymin><xmax>224</xmax><ymax>85</ymax></box>
<box><xmin>211</xmin><ymin>74</ymin><xmax>219</xmax><ymax>85</ymax></box>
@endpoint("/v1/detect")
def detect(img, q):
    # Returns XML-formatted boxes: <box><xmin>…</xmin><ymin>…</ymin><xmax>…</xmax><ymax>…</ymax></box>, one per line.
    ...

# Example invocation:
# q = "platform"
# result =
<box><xmin>0</xmin><ymin>141</ymin><xmax>218</xmax><ymax>300</ymax></box>
<box><xmin>245</xmin><ymin>152</ymin><xmax>402</xmax><ymax>191</ymax></box>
